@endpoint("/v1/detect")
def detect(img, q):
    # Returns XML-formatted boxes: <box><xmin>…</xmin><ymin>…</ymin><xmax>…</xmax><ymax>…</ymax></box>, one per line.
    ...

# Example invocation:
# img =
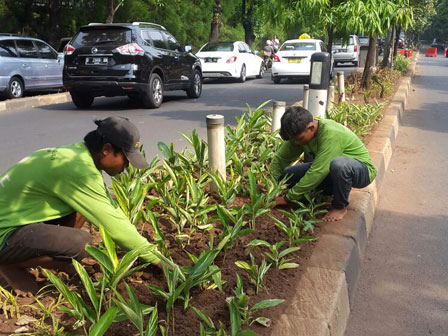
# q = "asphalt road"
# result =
<box><xmin>345</xmin><ymin>55</ymin><xmax>448</xmax><ymax>335</ymax></box>
<box><xmin>0</xmin><ymin>66</ymin><xmax>356</xmax><ymax>175</ymax></box>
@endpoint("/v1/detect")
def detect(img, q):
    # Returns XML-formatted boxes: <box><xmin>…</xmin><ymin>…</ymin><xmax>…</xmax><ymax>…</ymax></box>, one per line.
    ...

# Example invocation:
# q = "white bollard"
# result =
<box><xmin>272</xmin><ymin>101</ymin><xmax>286</xmax><ymax>134</ymax></box>
<box><xmin>326</xmin><ymin>84</ymin><xmax>335</xmax><ymax>112</ymax></box>
<box><xmin>206</xmin><ymin>114</ymin><xmax>226</xmax><ymax>194</ymax></box>
<box><xmin>303</xmin><ymin>84</ymin><xmax>309</xmax><ymax>109</ymax></box>
<box><xmin>337</xmin><ymin>71</ymin><xmax>345</xmax><ymax>103</ymax></box>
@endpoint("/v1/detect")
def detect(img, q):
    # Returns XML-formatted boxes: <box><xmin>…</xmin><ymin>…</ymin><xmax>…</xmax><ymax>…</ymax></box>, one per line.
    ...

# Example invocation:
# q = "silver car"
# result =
<box><xmin>0</xmin><ymin>35</ymin><xmax>64</xmax><ymax>99</ymax></box>
<box><xmin>332</xmin><ymin>35</ymin><xmax>360</xmax><ymax>67</ymax></box>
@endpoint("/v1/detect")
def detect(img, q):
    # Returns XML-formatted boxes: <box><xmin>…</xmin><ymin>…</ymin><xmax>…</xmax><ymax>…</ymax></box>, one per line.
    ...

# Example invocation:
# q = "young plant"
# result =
<box><xmin>192</xmin><ymin>307</ymin><xmax>228</xmax><ymax>336</ymax></box>
<box><xmin>245</xmin><ymin>168</ymin><xmax>271</xmax><ymax>230</ymax></box>
<box><xmin>226</xmin><ymin>274</ymin><xmax>284</xmax><ymax>334</ymax></box>
<box><xmin>246</xmin><ymin>239</ymin><xmax>300</xmax><ymax>269</ymax></box>
<box><xmin>26</xmin><ymin>294</ymin><xmax>66</xmax><ymax>336</ymax></box>
<box><xmin>209</xmin><ymin>167</ymin><xmax>241</xmax><ymax>206</ymax></box>
<box><xmin>146</xmin><ymin>209</ymin><xmax>170</xmax><ymax>256</ymax></box>
<box><xmin>113</xmin><ymin>283</ymin><xmax>159</xmax><ymax>336</ymax></box>
<box><xmin>270</xmin><ymin>210</ymin><xmax>317</xmax><ymax>246</ymax></box>
<box><xmin>182</xmin><ymin>129</ymin><xmax>208</xmax><ymax>175</ymax></box>
<box><xmin>235</xmin><ymin>254</ymin><xmax>271</xmax><ymax>294</ymax></box>
<box><xmin>0</xmin><ymin>285</ymin><xmax>20</xmax><ymax>319</ymax></box>
<box><xmin>290</xmin><ymin>192</ymin><xmax>328</xmax><ymax>232</ymax></box>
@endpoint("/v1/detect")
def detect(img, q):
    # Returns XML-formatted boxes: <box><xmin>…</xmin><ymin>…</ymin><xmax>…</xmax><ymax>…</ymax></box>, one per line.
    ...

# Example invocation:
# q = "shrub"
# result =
<box><xmin>393</xmin><ymin>54</ymin><xmax>411</xmax><ymax>74</ymax></box>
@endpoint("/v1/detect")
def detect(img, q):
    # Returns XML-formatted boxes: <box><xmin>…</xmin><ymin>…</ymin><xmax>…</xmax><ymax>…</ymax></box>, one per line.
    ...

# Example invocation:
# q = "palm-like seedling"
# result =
<box><xmin>209</xmin><ymin>166</ymin><xmax>242</xmax><ymax>206</ymax></box>
<box><xmin>26</xmin><ymin>294</ymin><xmax>66</xmax><ymax>336</ymax></box>
<box><xmin>235</xmin><ymin>254</ymin><xmax>271</xmax><ymax>294</ymax></box>
<box><xmin>270</xmin><ymin>210</ymin><xmax>318</xmax><ymax>246</ymax></box>
<box><xmin>290</xmin><ymin>192</ymin><xmax>329</xmax><ymax>232</ymax></box>
<box><xmin>246</xmin><ymin>239</ymin><xmax>300</xmax><ymax>269</ymax></box>
<box><xmin>0</xmin><ymin>286</ymin><xmax>19</xmax><ymax>319</ymax></box>
<box><xmin>226</xmin><ymin>274</ymin><xmax>284</xmax><ymax>334</ymax></box>
<box><xmin>245</xmin><ymin>168</ymin><xmax>271</xmax><ymax>230</ymax></box>
<box><xmin>215</xmin><ymin>205</ymin><xmax>254</xmax><ymax>252</ymax></box>
<box><xmin>192</xmin><ymin>307</ymin><xmax>228</xmax><ymax>336</ymax></box>
<box><xmin>182</xmin><ymin>129</ymin><xmax>208</xmax><ymax>175</ymax></box>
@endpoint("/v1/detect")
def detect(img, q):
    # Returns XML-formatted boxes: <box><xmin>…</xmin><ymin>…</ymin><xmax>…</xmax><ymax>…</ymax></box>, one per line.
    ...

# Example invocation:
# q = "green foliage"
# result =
<box><xmin>0</xmin><ymin>285</ymin><xmax>19</xmax><ymax>319</ymax></box>
<box><xmin>246</xmin><ymin>239</ymin><xmax>299</xmax><ymax>269</ymax></box>
<box><xmin>235</xmin><ymin>254</ymin><xmax>271</xmax><ymax>294</ymax></box>
<box><xmin>328</xmin><ymin>102</ymin><xmax>385</xmax><ymax>138</ymax></box>
<box><xmin>393</xmin><ymin>54</ymin><xmax>411</xmax><ymax>74</ymax></box>
<box><xmin>25</xmin><ymin>294</ymin><xmax>66</xmax><ymax>336</ymax></box>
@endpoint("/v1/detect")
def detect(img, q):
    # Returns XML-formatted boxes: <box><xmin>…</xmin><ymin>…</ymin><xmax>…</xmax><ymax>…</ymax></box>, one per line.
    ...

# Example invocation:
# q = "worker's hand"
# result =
<box><xmin>274</xmin><ymin>196</ymin><xmax>288</xmax><ymax>207</ymax></box>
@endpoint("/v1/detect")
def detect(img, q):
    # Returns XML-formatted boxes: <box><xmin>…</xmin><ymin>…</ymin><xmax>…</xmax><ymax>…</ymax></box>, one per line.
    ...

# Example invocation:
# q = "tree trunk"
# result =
<box><xmin>361</xmin><ymin>35</ymin><xmax>378</xmax><ymax>90</ymax></box>
<box><xmin>242</xmin><ymin>0</ymin><xmax>255</xmax><ymax>47</ymax></box>
<box><xmin>47</xmin><ymin>0</ymin><xmax>61</xmax><ymax>47</ymax></box>
<box><xmin>106</xmin><ymin>0</ymin><xmax>114</xmax><ymax>23</ymax></box>
<box><xmin>393</xmin><ymin>26</ymin><xmax>401</xmax><ymax>57</ymax></box>
<box><xmin>209</xmin><ymin>0</ymin><xmax>222</xmax><ymax>42</ymax></box>
<box><xmin>381</xmin><ymin>26</ymin><xmax>395</xmax><ymax>68</ymax></box>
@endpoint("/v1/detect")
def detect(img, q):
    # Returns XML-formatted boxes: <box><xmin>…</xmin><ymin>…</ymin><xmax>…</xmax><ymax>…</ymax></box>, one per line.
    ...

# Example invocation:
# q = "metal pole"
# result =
<box><xmin>206</xmin><ymin>114</ymin><xmax>226</xmax><ymax>194</ymax></box>
<box><xmin>272</xmin><ymin>101</ymin><xmax>286</xmax><ymax>134</ymax></box>
<box><xmin>337</xmin><ymin>71</ymin><xmax>345</xmax><ymax>103</ymax></box>
<box><xmin>326</xmin><ymin>84</ymin><xmax>335</xmax><ymax>112</ymax></box>
<box><xmin>303</xmin><ymin>84</ymin><xmax>309</xmax><ymax>109</ymax></box>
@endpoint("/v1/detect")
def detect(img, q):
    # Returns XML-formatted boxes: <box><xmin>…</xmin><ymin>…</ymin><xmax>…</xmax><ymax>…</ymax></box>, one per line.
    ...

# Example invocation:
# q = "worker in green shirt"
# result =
<box><xmin>0</xmin><ymin>116</ymin><xmax>160</xmax><ymax>296</ymax></box>
<box><xmin>272</xmin><ymin>106</ymin><xmax>376</xmax><ymax>221</ymax></box>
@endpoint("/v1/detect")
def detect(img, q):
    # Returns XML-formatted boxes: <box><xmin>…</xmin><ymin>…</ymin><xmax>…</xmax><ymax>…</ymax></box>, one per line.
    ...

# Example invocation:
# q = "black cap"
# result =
<box><xmin>96</xmin><ymin>116</ymin><xmax>148</xmax><ymax>169</ymax></box>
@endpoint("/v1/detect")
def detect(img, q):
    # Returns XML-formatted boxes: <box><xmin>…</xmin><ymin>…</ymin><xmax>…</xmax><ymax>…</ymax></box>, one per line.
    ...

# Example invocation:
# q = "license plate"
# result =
<box><xmin>85</xmin><ymin>57</ymin><xmax>108</xmax><ymax>65</ymax></box>
<box><xmin>204</xmin><ymin>58</ymin><xmax>218</xmax><ymax>63</ymax></box>
<box><xmin>288</xmin><ymin>58</ymin><xmax>301</xmax><ymax>63</ymax></box>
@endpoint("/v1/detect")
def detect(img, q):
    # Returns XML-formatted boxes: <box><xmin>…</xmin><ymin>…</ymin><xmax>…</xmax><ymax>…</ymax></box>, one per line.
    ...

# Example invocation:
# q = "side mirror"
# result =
<box><xmin>185</xmin><ymin>45</ymin><xmax>192</xmax><ymax>53</ymax></box>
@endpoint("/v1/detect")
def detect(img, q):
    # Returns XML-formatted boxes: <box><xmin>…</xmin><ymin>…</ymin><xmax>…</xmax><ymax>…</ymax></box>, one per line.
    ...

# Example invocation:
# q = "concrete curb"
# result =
<box><xmin>271</xmin><ymin>55</ymin><xmax>419</xmax><ymax>336</ymax></box>
<box><xmin>0</xmin><ymin>92</ymin><xmax>71</xmax><ymax>113</ymax></box>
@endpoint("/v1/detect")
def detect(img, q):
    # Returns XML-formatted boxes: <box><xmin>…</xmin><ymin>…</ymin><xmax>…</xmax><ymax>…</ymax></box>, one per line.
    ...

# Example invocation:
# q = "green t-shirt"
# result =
<box><xmin>0</xmin><ymin>142</ymin><xmax>159</xmax><ymax>264</ymax></box>
<box><xmin>271</xmin><ymin>118</ymin><xmax>377</xmax><ymax>201</ymax></box>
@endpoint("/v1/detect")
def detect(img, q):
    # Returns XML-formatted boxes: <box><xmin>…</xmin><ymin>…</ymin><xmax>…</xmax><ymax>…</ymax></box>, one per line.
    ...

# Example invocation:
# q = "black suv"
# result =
<box><xmin>63</xmin><ymin>22</ymin><xmax>202</xmax><ymax>108</ymax></box>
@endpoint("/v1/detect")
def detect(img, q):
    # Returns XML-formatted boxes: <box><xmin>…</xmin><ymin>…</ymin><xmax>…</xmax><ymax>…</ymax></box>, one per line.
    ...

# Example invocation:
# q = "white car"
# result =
<box><xmin>196</xmin><ymin>41</ymin><xmax>264</xmax><ymax>82</ymax></box>
<box><xmin>271</xmin><ymin>38</ymin><xmax>333</xmax><ymax>84</ymax></box>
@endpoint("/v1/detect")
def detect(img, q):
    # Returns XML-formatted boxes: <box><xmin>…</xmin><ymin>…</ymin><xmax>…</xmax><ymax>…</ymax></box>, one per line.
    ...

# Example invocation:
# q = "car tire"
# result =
<box><xmin>142</xmin><ymin>73</ymin><xmax>163</xmax><ymax>108</ymax></box>
<box><xmin>257</xmin><ymin>63</ymin><xmax>264</xmax><ymax>79</ymax></box>
<box><xmin>238</xmin><ymin>65</ymin><xmax>246</xmax><ymax>83</ymax></box>
<box><xmin>353</xmin><ymin>60</ymin><xmax>359</xmax><ymax>67</ymax></box>
<box><xmin>6</xmin><ymin>76</ymin><xmax>24</xmax><ymax>99</ymax></box>
<box><xmin>186</xmin><ymin>69</ymin><xmax>202</xmax><ymax>98</ymax></box>
<box><xmin>70</xmin><ymin>92</ymin><xmax>94</xmax><ymax>108</ymax></box>
<box><xmin>272</xmin><ymin>76</ymin><xmax>281</xmax><ymax>84</ymax></box>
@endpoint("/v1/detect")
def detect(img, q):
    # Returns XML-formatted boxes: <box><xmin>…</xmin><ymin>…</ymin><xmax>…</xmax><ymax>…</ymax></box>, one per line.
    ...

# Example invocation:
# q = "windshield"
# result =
<box><xmin>333</xmin><ymin>37</ymin><xmax>354</xmax><ymax>46</ymax></box>
<box><xmin>200</xmin><ymin>42</ymin><xmax>234</xmax><ymax>52</ymax></box>
<box><xmin>72</xmin><ymin>27</ymin><xmax>132</xmax><ymax>48</ymax></box>
<box><xmin>280</xmin><ymin>42</ymin><xmax>316</xmax><ymax>51</ymax></box>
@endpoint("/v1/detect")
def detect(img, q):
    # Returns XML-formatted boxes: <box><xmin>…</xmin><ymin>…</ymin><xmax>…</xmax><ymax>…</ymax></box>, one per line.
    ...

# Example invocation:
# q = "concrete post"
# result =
<box><xmin>337</xmin><ymin>71</ymin><xmax>345</xmax><ymax>103</ymax></box>
<box><xmin>326</xmin><ymin>84</ymin><xmax>335</xmax><ymax>112</ymax></box>
<box><xmin>206</xmin><ymin>114</ymin><xmax>226</xmax><ymax>193</ymax></box>
<box><xmin>303</xmin><ymin>84</ymin><xmax>309</xmax><ymax>109</ymax></box>
<box><xmin>272</xmin><ymin>101</ymin><xmax>286</xmax><ymax>134</ymax></box>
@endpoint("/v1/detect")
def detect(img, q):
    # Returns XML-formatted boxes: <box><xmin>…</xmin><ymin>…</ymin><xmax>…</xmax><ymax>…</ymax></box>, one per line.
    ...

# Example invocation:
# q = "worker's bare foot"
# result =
<box><xmin>0</xmin><ymin>265</ymin><xmax>39</xmax><ymax>297</ymax></box>
<box><xmin>323</xmin><ymin>208</ymin><xmax>347</xmax><ymax>222</ymax></box>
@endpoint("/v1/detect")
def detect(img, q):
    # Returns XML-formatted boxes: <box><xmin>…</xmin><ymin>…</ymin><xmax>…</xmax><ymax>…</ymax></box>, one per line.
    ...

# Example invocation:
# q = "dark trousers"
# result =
<box><xmin>0</xmin><ymin>221</ymin><xmax>92</xmax><ymax>265</ymax></box>
<box><xmin>279</xmin><ymin>156</ymin><xmax>371</xmax><ymax>209</ymax></box>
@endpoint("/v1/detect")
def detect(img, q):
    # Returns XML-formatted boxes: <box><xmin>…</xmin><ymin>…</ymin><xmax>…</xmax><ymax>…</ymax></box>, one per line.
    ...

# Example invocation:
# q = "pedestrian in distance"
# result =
<box><xmin>0</xmin><ymin>116</ymin><xmax>160</xmax><ymax>296</ymax></box>
<box><xmin>263</xmin><ymin>39</ymin><xmax>274</xmax><ymax>70</ymax></box>
<box><xmin>272</xmin><ymin>34</ymin><xmax>280</xmax><ymax>53</ymax></box>
<box><xmin>272</xmin><ymin>106</ymin><xmax>377</xmax><ymax>221</ymax></box>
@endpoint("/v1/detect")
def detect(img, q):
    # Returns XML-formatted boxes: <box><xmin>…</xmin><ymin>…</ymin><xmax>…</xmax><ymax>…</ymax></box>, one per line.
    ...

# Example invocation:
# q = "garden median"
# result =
<box><xmin>0</xmin><ymin>92</ymin><xmax>71</xmax><ymax>113</ymax></box>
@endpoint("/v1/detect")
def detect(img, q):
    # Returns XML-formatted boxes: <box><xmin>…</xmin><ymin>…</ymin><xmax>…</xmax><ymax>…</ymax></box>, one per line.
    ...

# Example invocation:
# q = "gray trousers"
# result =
<box><xmin>279</xmin><ymin>156</ymin><xmax>371</xmax><ymax>209</ymax></box>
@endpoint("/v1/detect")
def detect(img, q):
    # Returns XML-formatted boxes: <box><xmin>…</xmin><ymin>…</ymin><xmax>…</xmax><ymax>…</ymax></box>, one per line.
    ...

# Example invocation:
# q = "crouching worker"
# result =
<box><xmin>272</xmin><ymin>106</ymin><xmax>376</xmax><ymax>222</ymax></box>
<box><xmin>0</xmin><ymin>116</ymin><xmax>160</xmax><ymax>296</ymax></box>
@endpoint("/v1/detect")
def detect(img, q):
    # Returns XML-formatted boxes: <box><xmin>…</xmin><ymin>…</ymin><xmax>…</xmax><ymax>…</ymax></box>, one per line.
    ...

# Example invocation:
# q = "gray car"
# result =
<box><xmin>332</xmin><ymin>35</ymin><xmax>360</xmax><ymax>67</ymax></box>
<box><xmin>0</xmin><ymin>35</ymin><xmax>64</xmax><ymax>99</ymax></box>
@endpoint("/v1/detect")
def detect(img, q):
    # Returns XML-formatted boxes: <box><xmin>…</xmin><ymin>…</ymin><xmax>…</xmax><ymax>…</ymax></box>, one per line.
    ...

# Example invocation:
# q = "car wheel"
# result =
<box><xmin>272</xmin><ymin>75</ymin><xmax>281</xmax><ymax>84</ymax></box>
<box><xmin>238</xmin><ymin>65</ymin><xmax>246</xmax><ymax>83</ymax></box>
<box><xmin>70</xmin><ymin>91</ymin><xmax>94</xmax><ymax>108</ymax></box>
<box><xmin>142</xmin><ymin>73</ymin><xmax>163</xmax><ymax>108</ymax></box>
<box><xmin>257</xmin><ymin>63</ymin><xmax>264</xmax><ymax>79</ymax></box>
<box><xmin>186</xmin><ymin>69</ymin><xmax>202</xmax><ymax>98</ymax></box>
<box><xmin>353</xmin><ymin>60</ymin><xmax>359</xmax><ymax>67</ymax></box>
<box><xmin>6</xmin><ymin>76</ymin><xmax>24</xmax><ymax>99</ymax></box>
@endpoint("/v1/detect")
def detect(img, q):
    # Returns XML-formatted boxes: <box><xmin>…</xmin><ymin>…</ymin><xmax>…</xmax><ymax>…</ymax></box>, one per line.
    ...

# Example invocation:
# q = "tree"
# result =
<box><xmin>106</xmin><ymin>0</ymin><xmax>125</xmax><ymax>23</ymax></box>
<box><xmin>209</xmin><ymin>0</ymin><xmax>222</xmax><ymax>41</ymax></box>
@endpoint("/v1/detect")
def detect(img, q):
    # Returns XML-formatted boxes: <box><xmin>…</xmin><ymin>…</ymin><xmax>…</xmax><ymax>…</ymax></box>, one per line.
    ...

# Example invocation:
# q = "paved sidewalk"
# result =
<box><xmin>345</xmin><ymin>55</ymin><xmax>448</xmax><ymax>335</ymax></box>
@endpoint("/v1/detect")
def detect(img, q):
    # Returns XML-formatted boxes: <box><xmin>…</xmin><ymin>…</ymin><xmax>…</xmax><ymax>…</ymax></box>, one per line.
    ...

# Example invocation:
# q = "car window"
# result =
<box><xmin>334</xmin><ymin>37</ymin><xmax>354</xmax><ymax>46</ymax></box>
<box><xmin>147</xmin><ymin>30</ymin><xmax>166</xmax><ymax>49</ymax></box>
<box><xmin>15</xmin><ymin>40</ymin><xmax>39</xmax><ymax>58</ymax></box>
<box><xmin>200</xmin><ymin>42</ymin><xmax>234</xmax><ymax>52</ymax></box>
<box><xmin>140</xmin><ymin>30</ymin><xmax>153</xmax><ymax>47</ymax></box>
<box><xmin>243</xmin><ymin>43</ymin><xmax>251</xmax><ymax>52</ymax></box>
<box><xmin>72</xmin><ymin>27</ymin><xmax>132</xmax><ymax>48</ymax></box>
<box><xmin>238</xmin><ymin>43</ymin><xmax>247</xmax><ymax>53</ymax></box>
<box><xmin>34</xmin><ymin>41</ymin><xmax>57</xmax><ymax>59</ymax></box>
<box><xmin>280</xmin><ymin>42</ymin><xmax>316</xmax><ymax>51</ymax></box>
<box><xmin>163</xmin><ymin>32</ymin><xmax>182</xmax><ymax>52</ymax></box>
<box><xmin>0</xmin><ymin>39</ymin><xmax>19</xmax><ymax>57</ymax></box>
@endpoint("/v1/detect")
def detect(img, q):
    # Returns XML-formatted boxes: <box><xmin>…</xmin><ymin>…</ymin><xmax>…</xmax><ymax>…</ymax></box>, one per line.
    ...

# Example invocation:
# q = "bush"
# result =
<box><xmin>393</xmin><ymin>54</ymin><xmax>410</xmax><ymax>74</ymax></box>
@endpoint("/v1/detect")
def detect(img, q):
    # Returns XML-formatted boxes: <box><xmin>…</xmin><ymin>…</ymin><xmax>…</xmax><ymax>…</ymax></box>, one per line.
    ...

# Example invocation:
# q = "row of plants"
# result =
<box><xmin>0</xmin><ymin>58</ymin><xmax>412</xmax><ymax>335</ymax></box>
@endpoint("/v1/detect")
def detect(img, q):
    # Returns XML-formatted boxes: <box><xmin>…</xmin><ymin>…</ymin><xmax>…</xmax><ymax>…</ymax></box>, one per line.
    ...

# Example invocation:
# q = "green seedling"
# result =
<box><xmin>113</xmin><ymin>283</ymin><xmax>158</xmax><ymax>336</ymax></box>
<box><xmin>235</xmin><ymin>254</ymin><xmax>271</xmax><ymax>294</ymax></box>
<box><xmin>24</xmin><ymin>294</ymin><xmax>66</xmax><ymax>336</ymax></box>
<box><xmin>192</xmin><ymin>307</ymin><xmax>228</xmax><ymax>336</ymax></box>
<box><xmin>270</xmin><ymin>210</ymin><xmax>317</xmax><ymax>246</ymax></box>
<box><xmin>209</xmin><ymin>167</ymin><xmax>241</xmax><ymax>206</ymax></box>
<box><xmin>182</xmin><ymin>129</ymin><xmax>208</xmax><ymax>175</ymax></box>
<box><xmin>226</xmin><ymin>274</ymin><xmax>284</xmax><ymax>334</ymax></box>
<box><xmin>245</xmin><ymin>168</ymin><xmax>271</xmax><ymax>230</ymax></box>
<box><xmin>0</xmin><ymin>285</ymin><xmax>20</xmax><ymax>319</ymax></box>
<box><xmin>146</xmin><ymin>209</ymin><xmax>170</xmax><ymax>256</ymax></box>
<box><xmin>246</xmin><ymin>239</ymin><xmax>300</xmax><ymax>269</ymax></box>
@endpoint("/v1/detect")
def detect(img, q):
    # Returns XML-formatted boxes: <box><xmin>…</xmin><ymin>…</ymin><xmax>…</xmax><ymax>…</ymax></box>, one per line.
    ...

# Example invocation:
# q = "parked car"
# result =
<box><xmin>63</xmin><ymin>22</ymin><xmax>202</xmax><ymax>109</ymax></box>
<box><xmin>271</xmin><ymin>38</ymin><xmax>333</xmax><ymax>84</ymax></box>
<box><xmin>196</xmin><ymin>41</ymin><xmax>264</xmax><ymax>82</ymax></box>
<box><xmin>57</xmin><ymin>37</ymin><xmax>71</xmax><ymax>53</ymax></box>
<box><xmin>0</xmin><ymin>34</ymin><xmax>63</xmax><ymax>99</ymax></box>
<box><xmin>332</xmin><ymin>35</ymin><xmax>360</xmax><ymax>67</ymax></box>
<box><xmin>358</xmin><ymin>35</ymin><xmax>370</xmax><ymax>48</ymax></box>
